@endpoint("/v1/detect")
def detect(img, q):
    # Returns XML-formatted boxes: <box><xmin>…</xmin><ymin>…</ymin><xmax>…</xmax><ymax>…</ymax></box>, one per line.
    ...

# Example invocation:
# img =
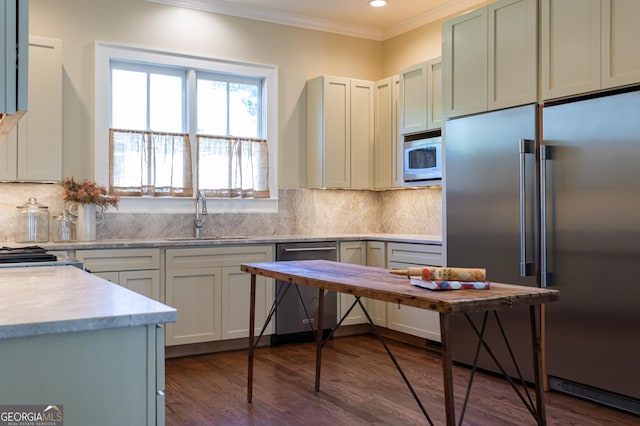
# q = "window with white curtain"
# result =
<box><xmin>95</xmin><ymin>42</ymin><xmax>278</xmax><ymax>213</ymax></box>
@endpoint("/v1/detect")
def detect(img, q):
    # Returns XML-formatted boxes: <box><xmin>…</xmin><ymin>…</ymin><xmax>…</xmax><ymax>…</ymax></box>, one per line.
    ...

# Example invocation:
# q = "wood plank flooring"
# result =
<box><xmin>165</xmin><ymin>334</ymin><xmax>639</xmax><ymax>425</ymax></box>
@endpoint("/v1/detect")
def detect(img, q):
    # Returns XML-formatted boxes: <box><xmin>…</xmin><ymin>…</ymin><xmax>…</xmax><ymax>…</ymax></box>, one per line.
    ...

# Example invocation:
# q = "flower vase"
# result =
<box><xmin>76</xmin><ymin>203</ymin><xmax>101</xmax><ymax>241</ymax></box>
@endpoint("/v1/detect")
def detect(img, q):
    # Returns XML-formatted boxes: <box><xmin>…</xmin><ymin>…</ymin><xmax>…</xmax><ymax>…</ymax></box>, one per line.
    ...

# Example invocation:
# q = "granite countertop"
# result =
<box><xmin>40</xmin><ymin>234</ymin><xmax>443</xmax><ymax>251</ymax></box>
<box><xmin>0</xmin><ymin>265</ymin><xmax>177</xmax><ymax>340</ymax></box>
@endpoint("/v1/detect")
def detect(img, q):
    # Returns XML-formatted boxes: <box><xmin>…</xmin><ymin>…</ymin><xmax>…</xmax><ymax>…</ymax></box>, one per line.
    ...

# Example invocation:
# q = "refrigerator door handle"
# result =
<box><xmin>519</xmin><ymin>138</ymin><xmax>535</xmax><ymax>277</ymax></box>
<box><xmin>540</xmin><ymin>145</ymin><xmax>553</xmax><ymax>287</ymax></box>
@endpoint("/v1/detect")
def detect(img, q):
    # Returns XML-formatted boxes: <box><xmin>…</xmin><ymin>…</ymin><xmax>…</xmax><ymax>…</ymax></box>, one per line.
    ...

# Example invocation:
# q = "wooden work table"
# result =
<box><xmin>241</xmin><ymin>260</ymin><xmax>560</xmax><ymax>426</ymax></box>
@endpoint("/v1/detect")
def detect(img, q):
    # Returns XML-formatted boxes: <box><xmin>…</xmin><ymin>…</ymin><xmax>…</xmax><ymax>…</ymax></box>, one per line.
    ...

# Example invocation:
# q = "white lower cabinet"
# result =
<box><xmin>365</xmin><ymin>241</ymin><xmax>387</xmax><ymax>326</ymax></box>
<box><xmin>76</xmin><ymin>248</ymin><xmax>161</xmax><ymax>301</ymax></box>
<box><xmin>164</xmin><ymin>245</ymin><xmax>274</xmax><ymax>346</ymax></box>
<box><xmin>338</xmin><ymin>241</ymin><xmax>388</xmax><ymax>327</ymax></box>
<box><xmin>386</xmin><ymin>242</ymin><xmax>443</xmax><ymax>342</ymax></box>
<box><xmin>338</xmin><ymin>241</ymin><xmax>369</xmax><ymax>325</ymax></box>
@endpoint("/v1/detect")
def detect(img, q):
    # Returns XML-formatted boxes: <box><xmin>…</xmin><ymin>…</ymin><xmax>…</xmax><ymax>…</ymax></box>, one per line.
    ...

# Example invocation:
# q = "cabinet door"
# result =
<box><xmin>366</xmin><ymin>241</ymin><xmax>387</xmax><ymax>326</ymax></box>
<box><xmin>0</xmin><ymin>125</ymin><xmax>17</xmax><ymax>179</ymax></box>
<box><xmin>392</xmin><ymin>77</ymin><xmax>403</xmax><ymax>187</ymax></box>
<box><xmin>17</xmin><ymin>37</ymin><xmax>62</xmax><ymax>181</ymax></box>
<box><xmin>374</xmin><ymin>78</ymin><xmax>394</xmax><ymax>189</ymax></box>
<box><xmin>488</xmin><ymin>0</ymin><xmax>537</xmax><ymax>110</ymax></box>
<box><xmin>350</xmin><ymin>79</ymin><xmax>374</xmax><ymax>189</ymax></box>
<box><xmin>120</xmin><ymin>270</ymin><xmax>161</xmax><ymax>301</ymax></box>
<box><xmin>602</xmin><ymin>0</ymin><xmax>640</xmax><ymax>89</ymax></box>
<box><xmin>426</xmin><ymin>58</ymin><xmax>442</xmax><ymax>130</ymax></box>
<box><xmin>76</xmin><ymin>248</ymin><xmax>160</xmax><ymax>272</ymax></box>
<box><xmin>387</xmin><ymin>261</ymin><xmax>441</xmax><ymax>342</ymax></box>
<box><xmin>165</xmin><ymin>267</ymin><xmax>222</xmax><ymax>345</ymax></box>
<box><xmin>398</xmin><ymin>62</ymin><xmax>428</xmax><ymax>135</ymax></box>
<box><xmin>386</xmin><ymin>243</ymin><xmax>443</xmax><ymax>342</ymax></box>
<box><xmin>541</xmin><ymin>0</ymin><xmax>601</xmax><ymax>100</ymax></box>
<box><xmin>94</xmin><ymin>271</ymin><xmax>120</xmax><ymax>284</ymax></box>
<box><xmin>338</xmin><ymin>242</ymin><xmax>368</xmax><ymax>325</ymax></box>
<box><xmin>374</xmin><ymin>76</ymin><xmax>402</xmax><ymax>188</ymax></box>
<box><xmin>221</xmin><ymin>265</ymin><xmax>271</xmax><ymax>340</ymax></box>
<box><xmin>324</xmin><ymin>76</ymin><xmax>351</xmax><ymax>188</ymax></box>
<box><xmin>442</xmin><ymin>7</ymin><xmax>488</xmax><ymax>117</ymax></box>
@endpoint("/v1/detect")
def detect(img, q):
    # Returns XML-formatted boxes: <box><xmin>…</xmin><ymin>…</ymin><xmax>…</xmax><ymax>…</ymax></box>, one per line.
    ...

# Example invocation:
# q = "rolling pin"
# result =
<box><xmin>390</xmin><ymin>266</ymin><xmax>487</xmax><ymax>281</ymax></box>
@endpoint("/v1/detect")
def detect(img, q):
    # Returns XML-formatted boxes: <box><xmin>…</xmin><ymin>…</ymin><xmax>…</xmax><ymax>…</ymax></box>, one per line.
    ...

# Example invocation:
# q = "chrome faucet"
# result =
<box><xmin>194</xmin><ymin>190</ymin><xmax>208</xmax><ymax>238</ymax></box>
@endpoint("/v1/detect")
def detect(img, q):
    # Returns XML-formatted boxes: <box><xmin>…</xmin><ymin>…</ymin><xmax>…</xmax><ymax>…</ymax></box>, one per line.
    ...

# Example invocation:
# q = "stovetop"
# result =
<box><xmin>0</xmin><ymin>246</ymin><xmax>58</xmax><ymax>263</ymax></box>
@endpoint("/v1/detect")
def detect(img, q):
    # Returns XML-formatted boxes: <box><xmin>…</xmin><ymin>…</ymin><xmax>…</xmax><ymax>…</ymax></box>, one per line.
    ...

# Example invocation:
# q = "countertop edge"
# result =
<box><xmin>0</xmin><ymin>311</ymin><xmax>177</xmax><ymax>340</ymax></box>
<box><xmin>38</xmin><ymin>234</ymin><xmax>443</xmax><ymax>250</ymax></box>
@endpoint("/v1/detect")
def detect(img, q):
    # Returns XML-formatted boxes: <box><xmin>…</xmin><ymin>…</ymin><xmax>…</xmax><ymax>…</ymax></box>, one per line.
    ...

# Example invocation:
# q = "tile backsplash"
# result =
<box><xmin>0</xmin><ymin>183</ymin><xmax>442</xmax><ymax>242</ymax></box>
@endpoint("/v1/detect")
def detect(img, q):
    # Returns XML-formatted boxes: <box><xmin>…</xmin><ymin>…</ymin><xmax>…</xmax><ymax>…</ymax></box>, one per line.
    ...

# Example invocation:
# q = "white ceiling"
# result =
<box><xmin>147</xmin><ymin>0</ymin><xmax>486</xmax><ymax>40</ymax></box>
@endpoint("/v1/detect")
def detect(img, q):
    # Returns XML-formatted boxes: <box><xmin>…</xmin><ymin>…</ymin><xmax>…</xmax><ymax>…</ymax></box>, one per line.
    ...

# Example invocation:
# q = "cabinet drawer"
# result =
<box><xmin>387</xmin><ymin>242</ymin><xmax>443</xmax><ymax>267</ymax></box>
<box><xmin>165</xmin><ymin>245</ymin><xmax>274</xmax><ymax>269</ymax></box>
<box><xmin>76</xmin><ymin>248</ymin><xmax>160</xmax><ymax>272</ymax></box>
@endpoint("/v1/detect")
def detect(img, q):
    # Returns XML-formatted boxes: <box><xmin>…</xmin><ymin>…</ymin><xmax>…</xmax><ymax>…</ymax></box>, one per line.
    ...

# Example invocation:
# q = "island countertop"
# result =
<box><xmin>0</xmin><ymin>265</ymin><xmax>177</xmax><ymax>339</ymax></box>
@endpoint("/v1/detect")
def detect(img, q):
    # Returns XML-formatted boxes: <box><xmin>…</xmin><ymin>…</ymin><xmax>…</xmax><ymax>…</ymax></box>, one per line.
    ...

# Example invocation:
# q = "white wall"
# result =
<box><xmin>29</xmin><ymin>0</ymin><xmax>384</xmax><ymax>189</ymax></box>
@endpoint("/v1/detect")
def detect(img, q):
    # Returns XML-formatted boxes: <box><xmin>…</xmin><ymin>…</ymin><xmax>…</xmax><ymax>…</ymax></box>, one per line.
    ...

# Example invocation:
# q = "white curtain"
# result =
<box><xmin>109</xmin><ymin>129</ymin><xmax>193</xmax><ymax>197</ymax></box>
<box><xmin>197</xmin><ymin>135</ymin><xmax>270</xmax><ymax>198</ymax></box>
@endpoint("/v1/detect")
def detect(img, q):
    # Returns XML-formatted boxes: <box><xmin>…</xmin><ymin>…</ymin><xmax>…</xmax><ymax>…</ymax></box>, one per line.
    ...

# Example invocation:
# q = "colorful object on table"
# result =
<box><xmin>390</xmin><ymin>266</ymin><xmax>487</xmax><ymax>282</ymax></box>
<box><xmin>410</xmin><ymin>277</ymin><xmax>491</xmax><ymax>291</ymax></box>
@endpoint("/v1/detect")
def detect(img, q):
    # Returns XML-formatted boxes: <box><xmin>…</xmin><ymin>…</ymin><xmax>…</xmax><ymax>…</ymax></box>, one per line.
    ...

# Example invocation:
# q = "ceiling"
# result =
<box><xmin>147</xmin><ymin>0</ymin><xmax>486</xmax><ymax>40</ymax></box>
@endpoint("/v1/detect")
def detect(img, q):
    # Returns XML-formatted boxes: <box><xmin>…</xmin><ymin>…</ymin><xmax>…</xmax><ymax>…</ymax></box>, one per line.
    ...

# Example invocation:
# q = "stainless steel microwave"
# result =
<box><xmin>403</xmin><ymin>136</ymin><xmax>442</xmax><ymax>182</ymax></box>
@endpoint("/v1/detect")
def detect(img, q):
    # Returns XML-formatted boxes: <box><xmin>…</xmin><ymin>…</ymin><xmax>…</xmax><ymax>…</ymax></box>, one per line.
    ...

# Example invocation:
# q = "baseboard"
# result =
<box><xmin>549</xmin><ymin>376</ymin><xmax>640</xmax><ymax>416</ymax></box>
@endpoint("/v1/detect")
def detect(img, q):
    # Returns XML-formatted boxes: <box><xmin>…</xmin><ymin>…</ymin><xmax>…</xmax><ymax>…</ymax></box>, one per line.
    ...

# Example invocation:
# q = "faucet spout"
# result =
<box><xmin>194</xmin><ymin>190</ymin><xmax>208</xmax><ymax>238</ymax></box>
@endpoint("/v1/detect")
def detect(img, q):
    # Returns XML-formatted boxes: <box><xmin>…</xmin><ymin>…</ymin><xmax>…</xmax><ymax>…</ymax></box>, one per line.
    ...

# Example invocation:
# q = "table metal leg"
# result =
<box><xmin>530</xmin><ymin>304</ymin><xmax>546</xmax><ymax>426</ymax></box>
<box><xmin>314</xmin><ymin>288</ymin><xmax>325</xmax><ymax>391</ymax></box>
<box><xmin>439</xmin><ymin>313</ymin><xmax>456</xmax><ymax>426</ymax></box>
<box><xmin>247</xmin><ymin>273</ymin><xmax>256</xmax><ymax>403</ymax></box>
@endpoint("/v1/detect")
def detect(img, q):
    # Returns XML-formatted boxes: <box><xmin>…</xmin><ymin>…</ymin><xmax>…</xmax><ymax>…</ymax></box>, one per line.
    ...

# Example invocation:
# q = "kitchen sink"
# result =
<box><xmin>161</xmin><ymin>236</ymin><xmax>251</xmax><ymax>241</ymax></box>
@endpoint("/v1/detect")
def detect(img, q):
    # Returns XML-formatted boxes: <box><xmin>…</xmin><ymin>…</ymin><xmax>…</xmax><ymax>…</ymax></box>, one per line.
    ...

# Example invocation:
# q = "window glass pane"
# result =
<box><xmin>112</xmin><ymin>69</ymin><xmax>147</xmax><ymax>130</ymax></box>
<box><xmin>197</xmin><ymin>79</ymin><xmax>227</xmax><ymax>135</ymax></box>
<box><xmin>229</xmin><ymin>83</ymin><xmax>259</xmax><ymax>138</ymax></box>
<box><xmin>150</xmin><ymin>73</ymin><xmax>184</xmax><ymax>133</ymax></box>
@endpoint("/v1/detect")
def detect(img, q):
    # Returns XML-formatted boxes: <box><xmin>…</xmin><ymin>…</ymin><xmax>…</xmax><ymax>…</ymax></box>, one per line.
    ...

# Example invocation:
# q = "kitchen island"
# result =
<box><xmin>0</xmin><ymin>265</ymin><xmax>176</xmax><ymax>426</ymax></box>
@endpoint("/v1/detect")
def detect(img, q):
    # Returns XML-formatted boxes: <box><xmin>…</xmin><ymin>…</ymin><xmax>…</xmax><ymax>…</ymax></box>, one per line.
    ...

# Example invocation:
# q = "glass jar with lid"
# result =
<box><xmin>51</xmin><ymin>209</ymin><xmax>76</xmax><ymax>242</ymax></box>
<box><xmin>16</xmin><ymin>197</ymin><xmax>50</xmax><ymax>243</ymax></box>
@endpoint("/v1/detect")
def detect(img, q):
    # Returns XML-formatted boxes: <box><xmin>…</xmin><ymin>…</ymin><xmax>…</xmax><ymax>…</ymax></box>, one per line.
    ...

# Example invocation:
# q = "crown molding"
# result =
<box><xmin>146</xmin><ymin>0</ymin><xmax>486</xmax><ymax>41</ymax></box>
<box><xmin>381</xmin><ymin>0</ymin><xmax>486</xmax><ymax>39</ymax></box>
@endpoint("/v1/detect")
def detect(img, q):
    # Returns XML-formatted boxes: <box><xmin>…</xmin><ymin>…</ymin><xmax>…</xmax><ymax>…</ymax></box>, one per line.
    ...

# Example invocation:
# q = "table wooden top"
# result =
<box><xmin>241</xmin><ymin>260</ymin><xmax>559</xmax><ymax>314</ymax></box>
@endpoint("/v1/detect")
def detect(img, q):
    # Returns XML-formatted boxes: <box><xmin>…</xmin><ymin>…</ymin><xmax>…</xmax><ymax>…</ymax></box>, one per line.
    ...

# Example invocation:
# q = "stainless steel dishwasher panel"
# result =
<box><xmin>273</xmin><ymin>241</ymin><xmax>338</xmax><ymax>344</ymax></box>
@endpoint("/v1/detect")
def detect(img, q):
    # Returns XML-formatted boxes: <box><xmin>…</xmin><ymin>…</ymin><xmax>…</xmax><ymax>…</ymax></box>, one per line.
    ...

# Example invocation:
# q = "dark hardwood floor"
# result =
<box><xmin>165</xmin><ymin>334</ymin><xmax>639</xmax><ymax>425</ymax></box>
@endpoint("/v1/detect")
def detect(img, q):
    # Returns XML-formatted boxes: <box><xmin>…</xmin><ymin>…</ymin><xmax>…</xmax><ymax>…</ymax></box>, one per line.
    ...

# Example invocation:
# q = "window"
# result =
<box><xmin>95</xmin><ymin>42</ymin><xmax>278</xmax><ymax>213</ymax></box>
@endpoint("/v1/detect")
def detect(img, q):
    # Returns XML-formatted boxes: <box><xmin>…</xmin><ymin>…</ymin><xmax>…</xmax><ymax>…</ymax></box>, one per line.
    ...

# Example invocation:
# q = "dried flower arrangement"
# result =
<box><xmin>62</xmin><ymin>177</ymin><xmax>120</xmax><ymax>208</ymax></box>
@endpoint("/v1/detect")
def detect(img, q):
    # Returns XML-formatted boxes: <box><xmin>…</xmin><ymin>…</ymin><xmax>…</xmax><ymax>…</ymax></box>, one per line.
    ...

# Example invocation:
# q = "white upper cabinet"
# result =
<box><xmin>349</xmin><ymin>79</ymin><xmax>375</xmax><ymax>189</ymax></box>
<box><xmin>541</xmin><ymin>0</ymin><xmax>640</xmax><ymax>100</ymax></box>
<box><xmin>487</xmin><ymin>0</ymin><xmax>537</xmax><ymax>110</ymax></box>
<box><xmin>374</xmin><ymin>75</ymin><xmax>403</xmax><ymax>189</ymax></box>
<box><xmin>602</xmin><ymin>0</ymin><xmax>640</xmax><ymax>89</ymax></box>
<box><xmin>442</xmin><ymin>6</ymin><xmax>488</xmax><ymax>118</ymax></box>
<box><xmin>307</xmin><ymin>76</ymin><xmax>374</xmax><ymax>189</ymax></box>
<box><xmin>0</xmin><ymin>37</ymin><xmax>62</xmax><ymax>182</ymax></box>
<box><xmin>399</xmin><ymin>57</ymin><xmax>442</xmax><ymax>134</ymax></box>
<box><xmin>540</xmin><ymin>0</ymin><xmax>601</xmax><ymax>100</ymax></box>
<box><xmin>443</xmin><ymin>0</ymin><xmax>537</xmax><ymax>118</ymax></box>
<box><xmin>427</xmin><ymin>59</ymin><xmax>443</xmax><ymax>130</ymax></box>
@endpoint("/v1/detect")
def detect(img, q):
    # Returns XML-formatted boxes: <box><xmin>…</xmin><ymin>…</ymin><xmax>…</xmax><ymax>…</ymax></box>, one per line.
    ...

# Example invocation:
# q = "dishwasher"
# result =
<box><xmin>271</xmin><ymin>241</ymin><xmax>338</xmax><ymax>345</ymax></box>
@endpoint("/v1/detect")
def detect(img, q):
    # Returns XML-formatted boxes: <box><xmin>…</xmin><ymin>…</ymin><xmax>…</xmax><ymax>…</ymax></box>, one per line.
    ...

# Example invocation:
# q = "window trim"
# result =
<box><xmin>95</xmin><ymin>41</ymin><xmax>278</xmax><ymax>214</ymax></box>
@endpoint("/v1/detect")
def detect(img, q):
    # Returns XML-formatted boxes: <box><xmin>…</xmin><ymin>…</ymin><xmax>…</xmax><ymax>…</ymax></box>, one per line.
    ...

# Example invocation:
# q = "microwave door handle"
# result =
<box><xmin>519</xmin><ymin>138</ymin><xmax>535</xmax><ymax>277</ymax></box>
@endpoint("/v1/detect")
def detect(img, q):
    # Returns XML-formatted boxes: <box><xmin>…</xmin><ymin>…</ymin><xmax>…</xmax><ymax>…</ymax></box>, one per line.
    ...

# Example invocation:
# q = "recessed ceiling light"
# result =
<box><xmin>368</xmin><ymin>0</ymin><xmax>387</xmax><ymax>7</ymax></box>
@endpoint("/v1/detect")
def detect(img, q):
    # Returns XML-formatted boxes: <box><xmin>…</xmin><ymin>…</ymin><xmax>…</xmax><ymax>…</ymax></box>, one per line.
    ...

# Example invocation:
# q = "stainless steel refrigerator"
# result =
<box><xmin>444</xmin><ymin>91</ymin><xmax>640</xmax><ymax>415</ymax></box>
